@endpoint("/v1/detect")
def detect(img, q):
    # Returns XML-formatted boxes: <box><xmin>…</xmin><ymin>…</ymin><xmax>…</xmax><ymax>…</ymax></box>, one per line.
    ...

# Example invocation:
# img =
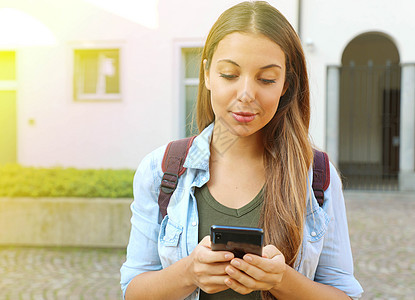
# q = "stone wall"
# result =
<box><xmin>0</xmin><ymin>198</ymin><xmax>133</xmax><ymax>247</ymax></box>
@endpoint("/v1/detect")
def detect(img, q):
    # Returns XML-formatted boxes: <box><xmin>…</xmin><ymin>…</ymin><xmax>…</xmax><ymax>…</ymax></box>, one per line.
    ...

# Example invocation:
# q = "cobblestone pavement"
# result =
<box><xmin>0</xmin><ymin>247</ymin><xmax>125</xmax><ymax>300</ymax></box>
<box><xmin>0</xmin><ymin>191</ymin><xmax>414</xmax><ymax>300</ymax></box>
<box><xmin>345</xmin><ymin>191</ymin><xmax>415</xmax><ymax>300</ymax></box>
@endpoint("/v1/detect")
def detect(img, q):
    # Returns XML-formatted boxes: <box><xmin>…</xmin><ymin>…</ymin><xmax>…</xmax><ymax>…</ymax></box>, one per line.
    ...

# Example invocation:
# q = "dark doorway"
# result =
<box><xmin>382</xmin><ymin>89</ymin><xmax>400</xmax><ymax>178</ymax></box>
<box><xmin>338</xmin><ymin>33</ymin><xmax>401</xmax><ymax>190</ymax></box>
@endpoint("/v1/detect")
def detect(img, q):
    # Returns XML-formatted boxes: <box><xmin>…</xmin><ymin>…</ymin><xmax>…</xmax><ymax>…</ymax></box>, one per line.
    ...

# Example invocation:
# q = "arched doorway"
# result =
<box><xmin>338</xmin><ymin>32</ymin><xmax>401</xmax><ymax>189</ymax></box>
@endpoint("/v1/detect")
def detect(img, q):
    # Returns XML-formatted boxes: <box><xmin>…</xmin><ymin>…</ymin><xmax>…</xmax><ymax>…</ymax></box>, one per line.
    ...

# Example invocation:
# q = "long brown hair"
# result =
<box><xmin>196</xmin><ymin>2</ymin><xmax>313</xmax><ymax>298</ymax></box>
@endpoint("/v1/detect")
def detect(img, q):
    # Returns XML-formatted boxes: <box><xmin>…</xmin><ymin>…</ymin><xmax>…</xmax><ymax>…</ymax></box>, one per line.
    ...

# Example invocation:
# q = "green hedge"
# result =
<box><xmin>0</xmin><ymin>164</ymin><xmax>135</xmax><ymax>198</ymax></box>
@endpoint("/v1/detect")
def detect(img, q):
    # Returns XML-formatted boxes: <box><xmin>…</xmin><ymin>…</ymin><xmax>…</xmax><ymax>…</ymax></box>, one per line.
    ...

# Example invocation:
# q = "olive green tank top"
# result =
<box><xmin>195</xmin><ymin>184</ymin><xmax>264</xmax><ymax>300</ymax></box>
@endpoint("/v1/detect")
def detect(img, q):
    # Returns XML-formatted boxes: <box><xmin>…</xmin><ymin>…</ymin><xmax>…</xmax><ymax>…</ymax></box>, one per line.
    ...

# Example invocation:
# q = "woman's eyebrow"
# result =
<box><xmin>260</xmin><ymin>64</ymin><xmax>282</xmax><ymax>70</ymax></box>
<box><xmin>217</xmin><ymin>59</ymin><xmax>282</xmax><ymax>70</ymax></box>
<box><xmin>217</xmin><ymin>59</ymin><xmax>240</xmax><ymax>67</ymax></box>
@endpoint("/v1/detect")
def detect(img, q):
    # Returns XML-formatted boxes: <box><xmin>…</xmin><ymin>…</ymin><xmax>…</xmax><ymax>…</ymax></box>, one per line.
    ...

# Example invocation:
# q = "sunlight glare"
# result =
<box><xmin>84</xmin><ymin>0</ymin><xmax>159</xmax><ymax>29</ymax></box>
<box><xmin>0</xmin><ymin>8</ymin><xmax>57</xmax><ymax>48</ymax></box>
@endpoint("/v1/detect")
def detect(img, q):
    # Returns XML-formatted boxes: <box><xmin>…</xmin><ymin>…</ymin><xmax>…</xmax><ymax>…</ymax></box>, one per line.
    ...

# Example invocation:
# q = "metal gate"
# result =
<box><xmin>338</xmin><ymin>62</ymin><xmax>401</xmax><ymax>190</ymax></box>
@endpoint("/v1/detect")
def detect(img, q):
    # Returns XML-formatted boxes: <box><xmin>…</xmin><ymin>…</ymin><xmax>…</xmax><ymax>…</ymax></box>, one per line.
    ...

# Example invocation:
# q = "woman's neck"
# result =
<box><xmin>210</xmin><ymin>122</ymin><xmax>264</xmax><ymax>164</ymax></box>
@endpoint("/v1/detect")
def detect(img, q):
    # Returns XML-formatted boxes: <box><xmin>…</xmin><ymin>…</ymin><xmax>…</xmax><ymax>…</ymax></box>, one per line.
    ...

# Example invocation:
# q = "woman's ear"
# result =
<box><xmin>203</xmin><ymin>59</ymin><xmax>211</xmax><ymax>90</ymax></box>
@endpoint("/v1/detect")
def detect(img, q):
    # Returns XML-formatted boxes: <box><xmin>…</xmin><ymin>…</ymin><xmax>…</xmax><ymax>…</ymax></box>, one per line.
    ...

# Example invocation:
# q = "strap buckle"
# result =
<box><xmin>160</xmin><ymin>172</ymin><xmax>179</xmax><ymax>194</ymax></box>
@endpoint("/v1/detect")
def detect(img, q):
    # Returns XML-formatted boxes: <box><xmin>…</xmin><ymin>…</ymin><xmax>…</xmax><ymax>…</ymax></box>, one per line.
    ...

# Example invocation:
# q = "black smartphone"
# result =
<box><xmin>210</xmin><ymin>225</ymin><xmax>264</xmax><ymax>258</ymax></box>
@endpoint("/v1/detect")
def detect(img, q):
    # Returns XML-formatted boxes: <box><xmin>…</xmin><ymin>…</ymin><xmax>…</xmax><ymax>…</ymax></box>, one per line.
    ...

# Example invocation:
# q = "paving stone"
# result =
<box><xmin>345</xmin><ymin>191</ymin><xmax>415</xmax><ymax>299</ymax></box>
<box><xmin>0</xmin><ymin>247</ymin><xmax>125</xmax><ymax>299</ymax></box>
<box><xmin>0</xmin><ymin>191</ymin><xmax>414</xmax><ymax>299</ymax></box>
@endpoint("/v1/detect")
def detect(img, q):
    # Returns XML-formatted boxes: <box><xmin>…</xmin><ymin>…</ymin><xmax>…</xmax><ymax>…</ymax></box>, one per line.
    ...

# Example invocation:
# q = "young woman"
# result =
<box><xmin>120</xmin><ymin>1</ymin><xmax>363</xmax><ymax>299</ymax></box>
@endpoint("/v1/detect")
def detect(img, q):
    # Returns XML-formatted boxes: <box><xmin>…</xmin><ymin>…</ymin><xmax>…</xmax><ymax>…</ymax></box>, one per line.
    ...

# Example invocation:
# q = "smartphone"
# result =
<box><xmin>210</xmin><ymin>225</ymin><xmax>264</xmax><ymax>258</ymax></box>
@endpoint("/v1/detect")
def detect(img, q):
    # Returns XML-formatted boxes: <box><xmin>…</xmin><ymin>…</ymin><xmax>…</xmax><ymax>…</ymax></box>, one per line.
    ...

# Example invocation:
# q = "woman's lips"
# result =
<box><xmin>232</xmin><ymin>112</ymin><xmax>256</xmax><ymax>123</ymax></box>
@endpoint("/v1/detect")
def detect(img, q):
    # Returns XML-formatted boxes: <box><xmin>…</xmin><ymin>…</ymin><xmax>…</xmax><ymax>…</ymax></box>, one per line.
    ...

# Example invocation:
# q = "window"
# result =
<box><xmin>182</xmin><ymin>47</ymin><xmax>202</xmax><ymax>137</ymax></box>
<box><xmin>74</xmin><ymin>49</ymin><xmax>120</xmax><ymax>101</ymax></box>
<box><xmin>0</xmin><ymin>51</ymin><xmax>16</xmax><ymax>81</ymax></box>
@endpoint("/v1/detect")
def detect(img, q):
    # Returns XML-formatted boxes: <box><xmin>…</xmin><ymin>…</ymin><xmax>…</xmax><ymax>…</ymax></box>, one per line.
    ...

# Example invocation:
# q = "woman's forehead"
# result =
<box><xmin>211</xmin><ymin>32</ymin><xmax>285</xmax><ymax>69</ymax></box>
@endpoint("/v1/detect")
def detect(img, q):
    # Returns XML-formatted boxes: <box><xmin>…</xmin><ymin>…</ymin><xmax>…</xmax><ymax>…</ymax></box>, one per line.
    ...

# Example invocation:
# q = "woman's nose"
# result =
<box><xmin>237</xmin><ymin>77</ymin><xmax>255</xmax><ymax>103</ymax></box>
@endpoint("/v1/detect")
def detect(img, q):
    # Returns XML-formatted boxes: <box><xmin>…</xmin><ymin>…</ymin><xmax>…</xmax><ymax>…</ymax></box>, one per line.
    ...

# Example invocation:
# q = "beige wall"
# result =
<box><xmin>2</xmin><ymin>0</ymin><xmax>298</xmax><ymax>169</ymax></box>
<box><xmin>2</xmin><ymin>0</ymin><xmax>415</xmax><ymax>169</ymax></box>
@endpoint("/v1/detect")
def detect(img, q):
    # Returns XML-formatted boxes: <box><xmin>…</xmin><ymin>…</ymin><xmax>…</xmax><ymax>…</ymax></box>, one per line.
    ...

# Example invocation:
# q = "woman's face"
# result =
<box><xmin>204</xmin><ymin>32</ymin><xmax>286</xmax><ymax>139</ymax></box>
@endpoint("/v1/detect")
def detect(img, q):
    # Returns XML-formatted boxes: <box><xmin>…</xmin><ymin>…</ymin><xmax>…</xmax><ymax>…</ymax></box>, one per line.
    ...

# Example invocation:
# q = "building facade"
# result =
<box><xmin>1</xmin><ymin>0</ymin><xmax>414</xmax><ymax>190</ymax></box>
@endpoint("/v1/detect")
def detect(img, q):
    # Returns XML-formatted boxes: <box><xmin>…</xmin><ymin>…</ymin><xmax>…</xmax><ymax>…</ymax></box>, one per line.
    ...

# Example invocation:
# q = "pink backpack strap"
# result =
<box><xmin>312</xmin><ymin>149</ymin><xmax>331</xmax><ymax>207</ymax></box>
<box><xmin>158</xmin><ymin>136</ymin><xmax>196</xmax><ymax>219</ymax></box>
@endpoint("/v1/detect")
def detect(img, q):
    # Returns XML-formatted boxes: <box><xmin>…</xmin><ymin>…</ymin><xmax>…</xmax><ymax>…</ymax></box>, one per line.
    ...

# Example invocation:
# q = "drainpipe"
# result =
<box><xmin>297</xmin><ymin>0</ymin><xmax>302</xmax><ymax>40</ymax></box>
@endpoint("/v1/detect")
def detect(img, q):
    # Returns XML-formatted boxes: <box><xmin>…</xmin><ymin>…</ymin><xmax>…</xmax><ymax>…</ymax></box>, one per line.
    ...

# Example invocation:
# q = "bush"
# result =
<box><xmin>0</xmin><ymin>164</ymin><xmax>135</xmax><ymax>198</ymax></box>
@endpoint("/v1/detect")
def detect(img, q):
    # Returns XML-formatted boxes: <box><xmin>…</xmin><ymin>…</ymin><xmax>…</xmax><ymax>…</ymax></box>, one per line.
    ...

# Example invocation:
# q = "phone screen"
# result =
<box><xmin>210</xmin><ymin>225</ymin><xmax>264</xmax><ymax>258</ymax></box>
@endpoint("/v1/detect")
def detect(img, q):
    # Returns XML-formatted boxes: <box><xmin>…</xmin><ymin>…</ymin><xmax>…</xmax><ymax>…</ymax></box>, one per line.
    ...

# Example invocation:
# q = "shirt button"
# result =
<box><xmin>192</xmin><ymin>221</ymin><xmax>197</xmax><ymax>226</ymax></box>
<box><xmin>311</xmin><ymin>231</ymin><xmax>317</xmax><ymax>237</ymax></box>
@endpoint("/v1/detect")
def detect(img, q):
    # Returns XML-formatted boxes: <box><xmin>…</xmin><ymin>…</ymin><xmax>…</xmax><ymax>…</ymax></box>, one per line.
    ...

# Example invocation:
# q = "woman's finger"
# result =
<box><xmin>193</xmin><ymin>261</ymin><xmax>233</xmax><ymax>276</ymax></box>
<box><xmin>247</xmin><ymin>245</ymin><xmax>286</xmax><ymax>274</ymax></box>
<box><xmin>228</xmin><ymin>258</ymin><xmax>279</xmax><ymax>288</ymax></box>
<box><xmin>246</xmin><ymin>254</ymin><xmax>286</xmax><ymax>274</ymax></box>
<box><xmin>195</xmin><ymin>236</ymin><xmax>234</xmax><ymax>264</ymax></box>
<box><xmin>262</xmin><ymin>244</ymin><xmax>281</xmax><ymax>259</ymax></box>
<box><xmin>224</xmin><ymin>275</ymin><xmax>255</xmax><ymax>295</ymax></box>
<box><xmin>199</xmin><ymin>235</ymin><xmax>211</xmax><ymax>247</ymax></box>
<box><xmin>199</xmin><ymin>275</ymin><xmax>231</xmax><ymax>294</ymax></box>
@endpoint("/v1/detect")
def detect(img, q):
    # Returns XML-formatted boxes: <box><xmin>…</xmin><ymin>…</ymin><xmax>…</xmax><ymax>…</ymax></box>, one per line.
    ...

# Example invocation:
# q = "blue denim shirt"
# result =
<box><xmin>120</xmin><ymin>123</ymin><xmax>363</xmax><ymax>299</ymax></box>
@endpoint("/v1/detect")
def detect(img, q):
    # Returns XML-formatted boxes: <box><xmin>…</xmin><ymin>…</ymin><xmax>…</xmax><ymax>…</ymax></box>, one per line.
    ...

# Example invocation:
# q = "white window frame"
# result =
<box><xmin>69</xmin><ymin>42</ymin><xmax>124</xmax><ymax>102</ymax></box>
<box><xmin>0</xmin><ymin>49</ymin><xmax>17</xmax><ymax>91</ymax></box>
<box><xmin>173</xmin><ymin>40</ymin><xmax>204</xmax><ymax>138</ymax></box>
<box><xmin>0</xmin><ymin>80</ymin><xmax>17</xmax><ymax>90</ymax></box>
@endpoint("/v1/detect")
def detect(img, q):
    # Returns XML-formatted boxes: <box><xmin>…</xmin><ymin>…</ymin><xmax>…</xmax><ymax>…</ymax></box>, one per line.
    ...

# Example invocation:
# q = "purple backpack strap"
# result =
<box><xmin>158</xmin><ymin>136</ymin><xmax>196</xmax><ymax>219</ymax></box>
<box><xmin>312</xmin><ymin>149</ymin><xmax>331</xmax><ymax>207</ymax></box>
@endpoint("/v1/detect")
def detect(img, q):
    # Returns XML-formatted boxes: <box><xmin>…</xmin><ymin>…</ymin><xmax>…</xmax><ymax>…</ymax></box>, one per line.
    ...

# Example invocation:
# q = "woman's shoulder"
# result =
<box><xmin>321</xmin><ymin>160</ymin><xmax>347</xmax><ymax>216</ymax></box>
<box><xmin>135</xmin><ymin>143</ymin><xmax>168</xmax><ymax>178</ymax></box>
<box><xmin>309</xmin><ymin>153</ymin><xmax>345</xmax><ymax>212</ymax></box>
<box><xmin>327</xmin><ymin>161</ymin><xmax>343</xmax><ymax>193</ymax></box>
<box><xmin>312</xmin><ymin>150</ymin><xmax>342</xmax><ymax>196</ymax></box>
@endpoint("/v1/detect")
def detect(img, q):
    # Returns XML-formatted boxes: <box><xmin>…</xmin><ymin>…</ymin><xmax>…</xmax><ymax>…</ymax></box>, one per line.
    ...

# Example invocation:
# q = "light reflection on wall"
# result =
<box><xmin>84</xmin><ymin>0</ymin><xmax>159</xmax><ymax>29</ymax></box>
<box><xmin>0</xmin><ymin>8</ymin><xmax>57</xmax><ymax>48</ymax></box>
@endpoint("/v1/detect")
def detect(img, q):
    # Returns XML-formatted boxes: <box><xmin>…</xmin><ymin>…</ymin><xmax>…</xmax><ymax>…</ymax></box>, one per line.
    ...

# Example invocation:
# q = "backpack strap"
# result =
<box><xmin>158</xmin><ymin>140</ymin><xmax>330</xmax><ymax>218</ymax></box>
<box><xmin>312</xmin><ymin>149</ymin><xmax>330</xmax><ymax>207</ymax></box>
<box><xmin>158</xmin><ymin>136</ymin><xmax>196</xmax><ymax>219</ymax></box>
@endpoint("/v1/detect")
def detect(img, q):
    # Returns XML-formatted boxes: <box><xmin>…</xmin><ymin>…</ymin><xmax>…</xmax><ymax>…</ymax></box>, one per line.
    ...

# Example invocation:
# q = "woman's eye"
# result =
<box><xmin>219</xmin><ymin>73</ymin><xmax>237</xmax><ymax>79</ymax></box>
<box><xmin>260</xmin><ymin>78</ymin><xmax>276</xmax><ymax>84</ymax></box>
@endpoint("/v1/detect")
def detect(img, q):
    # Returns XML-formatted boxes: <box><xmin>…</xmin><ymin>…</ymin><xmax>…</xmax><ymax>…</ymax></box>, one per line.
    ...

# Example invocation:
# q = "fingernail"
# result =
<box><xmin>231</xmin><ymin>260</ymin><xmax>240</xmax><ymax>267</ymax></box>
<box><xmin>225</xmin><ymin>253</ymin><xmax>233</xmax><ymax>259</ymax></box>
<box><xmin>244</xmin><ymin>255</ymin><xmax>253</xmax><ymax>262</ymax></box>
<box><xmin>225</xmin><ymin>278</ymin><xmax>232</xmax><ymax>285</ymax></box>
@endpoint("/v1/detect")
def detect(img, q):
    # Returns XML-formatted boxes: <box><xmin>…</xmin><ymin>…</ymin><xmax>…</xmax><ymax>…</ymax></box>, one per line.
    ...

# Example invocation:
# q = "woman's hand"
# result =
<box><xmin>223</xmin><ymin>244</ymin><xmax>286</xmax><ymax>294</ymax></box>
<box><xmin>186</xmin><ymin>236</ymin><xmax>234</xmax><ymax>294</ymax></box>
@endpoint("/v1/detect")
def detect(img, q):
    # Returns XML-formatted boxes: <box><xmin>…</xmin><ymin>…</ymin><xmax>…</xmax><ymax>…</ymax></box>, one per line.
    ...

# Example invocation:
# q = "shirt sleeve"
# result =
<box><xmin>120</xmin><ymin>145</ymin><xmax>166</xmax><ymax>299</ymax></box>
<box><xmin>314</xmin><ymin>162</ymin><xmax>364</xmax><ymax>299</ymax></box>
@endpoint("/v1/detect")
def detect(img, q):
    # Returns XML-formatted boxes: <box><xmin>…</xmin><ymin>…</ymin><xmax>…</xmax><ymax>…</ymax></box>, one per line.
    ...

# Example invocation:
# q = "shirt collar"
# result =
<box><xmin>306</xmin><ymin>167</ymin><xmax>321</xmax><ymax>215</ymax></box>
<box><xmin>185</xmin><ymin>123</ymin><xmax>321</xmax><ymax>213</ymax></box>
<box><xmin>183</xmin><ymin>122</ymin><xmax>214</xmax><ymax>171</ymax></box>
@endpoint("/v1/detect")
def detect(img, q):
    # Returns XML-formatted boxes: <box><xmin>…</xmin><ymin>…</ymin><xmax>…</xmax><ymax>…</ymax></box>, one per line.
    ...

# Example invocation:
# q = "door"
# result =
<box><xmin>382</xmin><ymin>89</ymin><xmax>400</xmax><ymax>177</ymax></box>
<box><xmin>338</xmin><ymin>32</ymin><xmax>401</xmax><ymax>190</ymax></box>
